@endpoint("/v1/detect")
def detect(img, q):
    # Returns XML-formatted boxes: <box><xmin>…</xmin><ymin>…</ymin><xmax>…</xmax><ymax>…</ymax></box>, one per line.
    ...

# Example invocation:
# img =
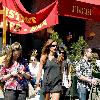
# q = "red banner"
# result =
<box><xmin>0</xmin><ymin>0</ymin><xmax>58</xmax><ymax>34</ymax></box>
<box><xmin>58</xmin><ymin>0</ymin><xmax>100</xmax><ymax>22</ymax></box>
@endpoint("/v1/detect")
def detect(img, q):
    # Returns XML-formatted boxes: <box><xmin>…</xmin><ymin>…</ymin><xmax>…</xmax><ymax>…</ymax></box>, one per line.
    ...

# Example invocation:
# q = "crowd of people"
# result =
<box><xmin>0</xmin><ymin>39</ymin><xmax>100</xmax><ymax>100</ymax></box>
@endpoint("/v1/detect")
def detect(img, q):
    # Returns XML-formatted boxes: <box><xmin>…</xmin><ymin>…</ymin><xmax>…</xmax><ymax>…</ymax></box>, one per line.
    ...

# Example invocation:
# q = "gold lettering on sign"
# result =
<box><xmin>8</xmin><ymin>10</ymin><xmax>15</xmax><ymax>18</ymax></box>
<box><xmin>21</xmin><ymin>16</ymin><xmax>36</xmax><ymax>24</ymax></box>
<box><xmin>30</xmin><ymin>19</ymin><xmax>47</xmax><ymax>32</ymax></box>
<box><xmin>3</xmin><ymin>6</ymin><xmax>23</xmax><ymax>22</ymax></box>
<box><xmin>15</xmin><ymin>12</ymin><xmax>20</xmax><ymax>21</ymax></box>
<box><xmin>72</xmin><ymin>5</ymin><xmax>92</xmax><ymax>16</ymax></box>
<box><xmin>3</xmin><ymin>6</ymin><xmax>37</xmax><ymax>24</ymax></box>
<box><xmin>9</xmin><ymin>22</ymin><xmax>15</xmax><ymax>29</ymax></box>
<box><xmin>5</xmin><ymin>7</ymin><xmax>9</xmax><ymax>16</ymax></box>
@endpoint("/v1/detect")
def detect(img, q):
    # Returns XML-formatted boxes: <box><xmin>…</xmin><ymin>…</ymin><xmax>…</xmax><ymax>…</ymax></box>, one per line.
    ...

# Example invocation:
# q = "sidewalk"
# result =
<box><xmin>0</xmin><ymin>90</ymin><xmax>4</xmax><ymax>100</ymax></box>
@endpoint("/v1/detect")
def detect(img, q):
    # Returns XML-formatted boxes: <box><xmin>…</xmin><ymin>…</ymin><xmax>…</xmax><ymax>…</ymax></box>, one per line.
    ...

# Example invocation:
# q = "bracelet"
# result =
<box><xmin>68</xmin><ymin>79</ymin><xmax>71</xmax><ymax>82</ymax></box>
<box><xmin>18</xmin><ymin>72</ymin><xmax>25</xmax><ymax>76</ymax></box>
<box><xmin>88</xmin><ymin>78</ymin><xmax>92</xmax><ymax>83</ymax></box>
<box><xmin>10</xmin><ymin>73</ymin><xmax>13</xmax><ymax>77</ymax></box>
<box><xmin>36</xmin><ymin>83</ymin><xmax>40</xmax><ymax>87</ymax></box>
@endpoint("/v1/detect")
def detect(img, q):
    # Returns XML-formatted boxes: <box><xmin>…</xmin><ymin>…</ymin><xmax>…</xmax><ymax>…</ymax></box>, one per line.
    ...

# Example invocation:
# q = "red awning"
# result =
<box><xmin>76</xmin><ymin>0</ymin><xmax>100</xmax><ymax>5</ymax></box>
<box><xmin>0</xmin><ymin>0</ymin><xmax>2</xmax><ymax>3</ymax></box>
<box><xmin>58</xmin><ymin>0</ymin><xmax>100</xmax><ymax>21</ymax></box>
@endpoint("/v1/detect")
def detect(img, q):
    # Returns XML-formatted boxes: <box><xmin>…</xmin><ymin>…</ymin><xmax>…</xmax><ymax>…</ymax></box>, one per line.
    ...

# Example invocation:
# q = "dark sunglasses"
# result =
<box><xmin>50</xmin><ymin>45</ymin><xmax>57</xmax><ymax>47</ymax></box>
<box><xmin>13</xmin><ymin>48</ymin><xmax>22</xmax><ymax>51</ymax></box>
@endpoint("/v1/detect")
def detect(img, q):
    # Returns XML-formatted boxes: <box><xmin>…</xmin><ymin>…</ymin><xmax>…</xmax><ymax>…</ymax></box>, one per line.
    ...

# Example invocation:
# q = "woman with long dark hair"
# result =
<box><xmin>36</xmin><ymin>39</ymin><xmax>62</xmax><ymax>100</ymax></box>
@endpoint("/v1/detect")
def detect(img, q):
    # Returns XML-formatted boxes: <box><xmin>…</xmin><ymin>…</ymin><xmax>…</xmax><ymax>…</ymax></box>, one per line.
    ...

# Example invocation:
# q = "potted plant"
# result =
<box><xmin>67</xmin><ymin>36</ymin><xmax>88</xmax><ymax>98</ymax></box>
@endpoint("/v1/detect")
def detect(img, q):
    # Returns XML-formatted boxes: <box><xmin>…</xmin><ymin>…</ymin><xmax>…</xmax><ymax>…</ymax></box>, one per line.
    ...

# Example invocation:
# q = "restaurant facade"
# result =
<box><xmin>58</xmin><ymin>0</ymin><xmax>100</xmax><ymax>49</ymax></box>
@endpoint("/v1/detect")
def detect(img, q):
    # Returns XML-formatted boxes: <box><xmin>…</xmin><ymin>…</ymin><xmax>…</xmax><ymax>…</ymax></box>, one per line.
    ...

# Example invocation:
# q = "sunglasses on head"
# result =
<box><xmin>50</xmin><ymin>45</ymin><xmax>57</xmax><ymax>47</ymax></box>
<box><xmin>30</xmin><ymin>59</ymin><xmax>36</xmax><ymax>62</ymax></box>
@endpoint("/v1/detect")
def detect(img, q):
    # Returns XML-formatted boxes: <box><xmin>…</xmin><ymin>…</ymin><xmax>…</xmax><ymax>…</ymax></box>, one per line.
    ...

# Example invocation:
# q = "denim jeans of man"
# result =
<box><xmin>78</xmin><ymin>85</ymin><xmax>90</xmax><ymax>100</ymax></box>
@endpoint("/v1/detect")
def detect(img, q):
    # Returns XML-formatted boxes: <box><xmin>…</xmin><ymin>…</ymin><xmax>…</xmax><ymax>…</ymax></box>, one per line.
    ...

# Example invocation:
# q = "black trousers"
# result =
<box><xmin>4</xmin><ymin>89</ymin><xmax>27</xmax><ymax>100</ymax></box>
<box><xmin>60</xmin><ymin>86</ymin><xmax>70</xmax><ymax>100</ymax></box>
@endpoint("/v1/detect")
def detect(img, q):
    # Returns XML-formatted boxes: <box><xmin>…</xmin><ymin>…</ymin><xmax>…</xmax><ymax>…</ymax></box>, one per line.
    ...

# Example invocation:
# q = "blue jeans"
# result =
<box><xmin>30</xmin><ymin>78</ymin><xmax>43</xmax><ymax>88</ymax></box>
<box><xmin>78</xmin><ymin>85</ymin><xmax>90</xmax><ymax>100</ymax></box>
<box><xmin>30</xmin><ymin>78</ymin><xmax>36</xmax><ymax>88</ymax></box>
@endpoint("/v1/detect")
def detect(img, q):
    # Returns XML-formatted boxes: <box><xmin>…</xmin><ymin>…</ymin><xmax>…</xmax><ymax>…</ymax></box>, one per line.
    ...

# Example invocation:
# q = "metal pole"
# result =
<box><xmin>2</xmin><ymin>7</ymin><xmax>7</xmax><ymax>48</ymax></box>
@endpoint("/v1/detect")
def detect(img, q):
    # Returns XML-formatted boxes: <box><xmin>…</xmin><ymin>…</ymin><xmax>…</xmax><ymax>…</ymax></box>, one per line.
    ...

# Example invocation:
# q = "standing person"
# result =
<box><xmin>36</xmin><ymin>39</ymin><xmax>62</xmax><ymax>100</ymax></box>
<box><xmin>58</xmin><ymin>47</ymin><xmax>72</xmax><ymax>100</ymax></box>
<box><xmin>76</xmin><ymin>47</ymin><xmax>97</xmax><ymax>100</ymax></box>
<box><xmin>29</xmin><ymin>49</ymin><xmax>42</xmax><ymax>88</ymax></box>
<box><xmin>28</xmin><ymin>49</ymin><xmax>44</xmax><ymax>99</ymax></box>
<box><xmin>0</xmin><ymin>42</ymin><xmax>31</xmax><ymax>100</ymax></box>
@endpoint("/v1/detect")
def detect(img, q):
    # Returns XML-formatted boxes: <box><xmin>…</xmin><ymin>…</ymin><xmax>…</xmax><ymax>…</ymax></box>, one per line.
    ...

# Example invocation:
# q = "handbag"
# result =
<box><xmin>27</xmin><ymin>82</ymin><xmax>35</xmax><ymax>99</ymax></box>
<box><xmin>62</xmin><ymin>67</ymin><xmax>69</xmax><ymax>88</ymax></box>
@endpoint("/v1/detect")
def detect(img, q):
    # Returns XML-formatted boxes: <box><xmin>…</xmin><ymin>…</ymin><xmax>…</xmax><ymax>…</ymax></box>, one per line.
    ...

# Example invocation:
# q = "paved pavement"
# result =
<box><xmin>26</xmin><ymin>96</ymin><xmax>40</xmax><ymax>100</ymax></box>
<box><xmin>0</xmin><ymin>90</ymin><xmax>4</xmax><ymax>100</ymax></box>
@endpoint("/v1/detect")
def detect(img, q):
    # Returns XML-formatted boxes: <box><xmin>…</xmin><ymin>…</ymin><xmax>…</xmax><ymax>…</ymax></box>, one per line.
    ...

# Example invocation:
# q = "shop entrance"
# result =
<box><xmin>54</xmin><ymin>16</ymin><xmax>86</xmax><ymax>48</ymax></box>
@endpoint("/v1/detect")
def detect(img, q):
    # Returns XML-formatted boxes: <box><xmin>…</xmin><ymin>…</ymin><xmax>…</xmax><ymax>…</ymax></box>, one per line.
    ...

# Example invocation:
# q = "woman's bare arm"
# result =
<box><xmin>36</xmin><ymin>54</ymin><xmax>46</xmax><ymax>86</ymax></box>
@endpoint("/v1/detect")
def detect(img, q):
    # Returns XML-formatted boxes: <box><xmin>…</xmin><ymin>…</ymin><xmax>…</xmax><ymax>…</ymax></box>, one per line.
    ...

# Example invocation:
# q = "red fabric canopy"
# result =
<box><xmin>58</xmin><ymin>0</ymin><xmax>100</xmax><ymax>22</ymax></box>
<box><xmin>0</xmin><ymin>0</ymin><xmax>2</xmax><ymax>3</ymax></box>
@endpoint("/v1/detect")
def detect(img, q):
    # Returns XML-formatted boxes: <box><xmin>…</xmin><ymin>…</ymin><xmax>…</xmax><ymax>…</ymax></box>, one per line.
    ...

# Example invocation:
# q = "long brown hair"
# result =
<box><xmin>40</xmin><ymin>39</ymin><xmax>57</xmax><ymax>65</ymax></box>
<box><xmin>41</xmin><ymin>39</ymin><xmax>54</xmax><ymax>55</ymax></box>
<box><xmin>4</xmin><ymin>42</ymin><xmax>22</xmax><ymax>68</ymax></box>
